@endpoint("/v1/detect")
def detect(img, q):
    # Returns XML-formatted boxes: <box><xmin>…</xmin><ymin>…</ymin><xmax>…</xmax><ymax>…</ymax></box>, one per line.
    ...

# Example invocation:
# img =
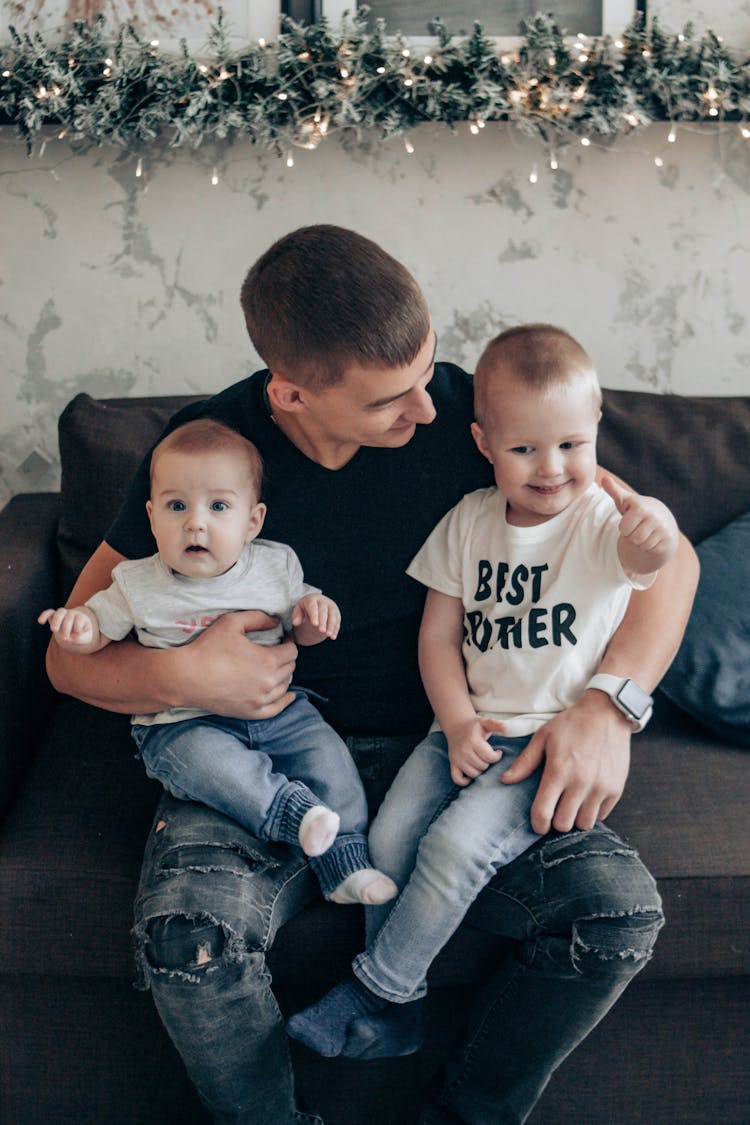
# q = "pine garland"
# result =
<box><xmin>1</xmin><ymin>8</ymin><xmax>748</xmax><ymax>159</ymax></box>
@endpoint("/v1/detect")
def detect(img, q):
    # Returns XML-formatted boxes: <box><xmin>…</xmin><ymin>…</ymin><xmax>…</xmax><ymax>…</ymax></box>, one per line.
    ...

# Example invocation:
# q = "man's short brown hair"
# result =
<box><xmin>474</xmin><ymin>323</ymin><xmax>601</xmax><ymax>424</ymax></box>
<box><xmin>240</xmin><ymin>225</ymin><xmax>431</xmax><ymax>389</ymax></box>
<box><xmin>150</xmin><ymin>419</ymin><xmax>264</xmax><ymax>497</ymax></box>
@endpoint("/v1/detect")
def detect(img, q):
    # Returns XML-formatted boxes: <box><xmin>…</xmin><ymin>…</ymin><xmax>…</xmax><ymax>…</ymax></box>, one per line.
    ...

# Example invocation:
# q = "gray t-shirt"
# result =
<box><xmin>86</xmin><ymin>539</ymin><xmax>318</xmax><ymax>726</ymax></box>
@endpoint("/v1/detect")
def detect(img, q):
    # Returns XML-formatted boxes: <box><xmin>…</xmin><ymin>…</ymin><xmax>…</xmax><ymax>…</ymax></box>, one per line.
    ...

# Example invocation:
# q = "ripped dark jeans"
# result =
<box><xmin>133</xmin><ymin>736</ymin><xmax>664</xmax><ymax>1125</ymax></box>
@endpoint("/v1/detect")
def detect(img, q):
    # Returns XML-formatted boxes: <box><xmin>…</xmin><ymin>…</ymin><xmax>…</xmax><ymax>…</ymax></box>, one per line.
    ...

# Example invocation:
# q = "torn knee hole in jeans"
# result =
<box><xmin>571</xmin><ymin>907</ymin><xmax>665</xmax><ymax>970</ymax></box>
<box><xmin>134</xmin><ymin>911</ymin><xmax>246</xmax><ymax>987</ymax></box>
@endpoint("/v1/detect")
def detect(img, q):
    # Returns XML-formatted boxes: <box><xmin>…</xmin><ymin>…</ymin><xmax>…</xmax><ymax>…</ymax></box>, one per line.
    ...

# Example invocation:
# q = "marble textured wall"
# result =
<box><xmin>2</xmin><ymin>4</ymin><xmax>750</xmax><ymax>501</ymax></box>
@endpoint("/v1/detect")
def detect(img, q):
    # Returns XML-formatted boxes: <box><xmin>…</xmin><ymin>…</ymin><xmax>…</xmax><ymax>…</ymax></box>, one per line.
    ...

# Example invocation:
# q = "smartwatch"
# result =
<box><xmin>585</xmin><ymin>674</ymin><xmax>654</xmax><ymax>732</ymax></box>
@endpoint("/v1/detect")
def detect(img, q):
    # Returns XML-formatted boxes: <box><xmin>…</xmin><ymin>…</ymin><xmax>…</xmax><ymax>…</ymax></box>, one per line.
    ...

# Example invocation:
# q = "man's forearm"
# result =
<box><xmin>46</xmin><ymin>636</ymin><xmax>181</xmax><ymax>714</ymax></box>
<box><xmin>599</xmin><ymin>531</ymin><xmax>699</xmax><ymax>690</ymax></box>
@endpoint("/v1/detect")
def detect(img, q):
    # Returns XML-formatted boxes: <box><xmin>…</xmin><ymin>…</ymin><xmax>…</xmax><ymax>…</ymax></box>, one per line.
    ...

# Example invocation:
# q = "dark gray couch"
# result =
<box><xmin>1</xmin><ymin>388</ymin><xmax>749</xmax><ymax>1124</ymax></box>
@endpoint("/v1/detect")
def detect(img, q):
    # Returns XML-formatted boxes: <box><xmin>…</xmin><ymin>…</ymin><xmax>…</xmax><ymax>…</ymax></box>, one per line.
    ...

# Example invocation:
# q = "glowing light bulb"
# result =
<box><xmin>404</xmin><ymin>137</ymin><xmax>414</xmax><ymax>154</ymax></box>
<box><xmin>286</xmin><ymin>152</ymin><xmax>294</xmax><ymax>167</ymax></box>
<box><xmin>136</xmin><ymin>157</ymin><xmax>143</xmax><ymax>177</ymax></box>
<box><xmin>654</xmin><ymin>156</ymin><xmax>664</xmax><ymax>167</ymax></box>
<box><xmin>550</xmin><ymin>154</ymin><xmax>558</xmax><ymax>170</ymax></box>
<box><xmin>529</xmin><ymin>164</ymin><xmax>538</xmax><ymax>184</ymax></box>
<box><xmin>211</xmin><ymin>168</ymin><xmax>219</xmax><ymax>185</ymax></box>
<box><xmin>668</xmin><ymin>125</ymin><xmax>677</xmax><ymax>142</ymax></box>
<box><xmin>581</xmin><ymin>136</ymin><xmax>591</xmax><ymax>147</ymax></box>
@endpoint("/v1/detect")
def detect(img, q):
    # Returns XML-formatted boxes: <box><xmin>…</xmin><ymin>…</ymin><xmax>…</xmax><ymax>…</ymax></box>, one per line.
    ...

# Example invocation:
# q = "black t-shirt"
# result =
<box><xmin>106</xmin><ymin>363</ymin><xmax>493</xmax><ymax>736</ymax></box>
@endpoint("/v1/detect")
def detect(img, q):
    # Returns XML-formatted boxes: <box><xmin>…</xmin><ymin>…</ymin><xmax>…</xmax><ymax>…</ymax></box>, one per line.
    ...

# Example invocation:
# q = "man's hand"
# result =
<box><xmin>446</xmin><ymin>716</ymin><xmax>507</xmax><ymax>787</ymax></box>
<box><xmin>501</xmin><ymin>691</ymin><xmax>631</xmax><ymax>833</ymax></box>
<box><xmin>180</xmin><ymin>610</ymin><xmax>298</xmax><ymax>719</ymax></box>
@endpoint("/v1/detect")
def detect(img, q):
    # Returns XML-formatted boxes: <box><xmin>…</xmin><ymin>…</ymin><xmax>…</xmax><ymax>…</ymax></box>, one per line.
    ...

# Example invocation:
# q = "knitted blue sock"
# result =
<box><xmin>287</xmin><ymin>975</ymin><xmax>387</xmax><ymax>1057</ymax></box>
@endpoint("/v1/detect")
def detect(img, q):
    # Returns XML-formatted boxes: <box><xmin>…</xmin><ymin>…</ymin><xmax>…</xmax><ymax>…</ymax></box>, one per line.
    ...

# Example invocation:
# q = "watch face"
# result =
<box><xmin>617</xmin><ymin>679</ymin><xmax>653</xmax><ymax>720</ymax></box>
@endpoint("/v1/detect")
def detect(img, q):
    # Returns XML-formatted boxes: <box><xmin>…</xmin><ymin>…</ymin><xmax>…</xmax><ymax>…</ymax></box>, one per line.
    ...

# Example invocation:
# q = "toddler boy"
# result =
<box><xmin>287</xmin><ymin>323</ymin><xmax>678</xmax><ymax>1055</ymax></box>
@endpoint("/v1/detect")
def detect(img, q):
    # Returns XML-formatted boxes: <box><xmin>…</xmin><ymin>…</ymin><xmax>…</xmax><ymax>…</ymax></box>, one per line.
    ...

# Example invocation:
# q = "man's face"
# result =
<box><xmin>295</xmin><ymin>329</ymin><xmax>438</xmax><ymax>450</ymax></box>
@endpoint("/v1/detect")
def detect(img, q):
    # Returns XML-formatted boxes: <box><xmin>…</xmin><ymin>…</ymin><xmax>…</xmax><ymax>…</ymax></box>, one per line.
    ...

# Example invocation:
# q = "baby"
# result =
<box><xmin>40</xmin><ymin>418</ymin><xmax>396</xmax><ymax>907</ymax></box>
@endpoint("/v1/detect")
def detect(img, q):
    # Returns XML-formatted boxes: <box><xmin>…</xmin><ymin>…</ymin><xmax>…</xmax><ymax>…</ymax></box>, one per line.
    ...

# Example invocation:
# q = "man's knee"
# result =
<box><xmin>536</xmin><ymin>826</ymin><xmax>665</xmax><ymax>972</ymax></box>
<box><xmin>145</xmin><ymin>914</ymin><xmax>229</xmax><ymax>978</ymax></box>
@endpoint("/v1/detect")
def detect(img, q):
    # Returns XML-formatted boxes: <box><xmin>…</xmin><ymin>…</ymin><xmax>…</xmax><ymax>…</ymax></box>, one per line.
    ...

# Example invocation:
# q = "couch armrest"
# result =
<box><xmin>0</xmin><ymin>493</ymin><xmax>61</xmax><ymax>817</ymax></box>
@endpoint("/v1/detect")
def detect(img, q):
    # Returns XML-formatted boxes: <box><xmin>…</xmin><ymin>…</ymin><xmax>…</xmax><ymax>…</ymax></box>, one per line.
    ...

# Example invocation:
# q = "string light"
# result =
<box><xmin>550</xmin><ymin>153</ymin><xmax>558</xmax><ymax>170</ymax></box>
<box><xmin>654</xmin><ymin>156</ymin><xmax>664</xmax><ymax>168</ymax></box>
<box><xmin>668</xmin><ymin>124</ymin><xmax>677</xmax><ymax>143</ymax></box>
<box><xmin>741</xmin><ymin>125</ymin><xmax>750</xmax><ymax>139</ymax></box>
<box><xmin>403</xmin><ymin>136</ymin><xmax>414</xmax><ymax>154</ymax></box>
<box><xmin>211</xmin><ymin>167</ymin><xmax>219</xmax><ymax>185</ymax></box>
<box><xmin>286</xmin><ymin>152</ymin><xmax>294</xmax><ymax>167</ymax></box>
<box><xmin>529</xmin><ymin>164</ymin><xmax>538</xmax><ymax>184</ymax></box>
<box><xmin>581</xmin><ymin>136</ymin><xmax>591</xmax><ymax>147</ymax></box>
<box><xmin>135</xmin><ymin>156</ymin><xmax>143</xmax><ymax>177</ymax></box>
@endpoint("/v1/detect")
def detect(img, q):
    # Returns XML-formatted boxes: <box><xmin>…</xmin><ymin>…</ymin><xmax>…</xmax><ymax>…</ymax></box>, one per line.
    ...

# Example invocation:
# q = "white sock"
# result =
<box><xmin>329</xmin><ymin>868</ymin><xmax>398</xmax><ymax>906</ymax></box>
<box><xmin>298</xmin><ymin>806</ymin><xmax>340</xmax><ymax>857</ymax></box>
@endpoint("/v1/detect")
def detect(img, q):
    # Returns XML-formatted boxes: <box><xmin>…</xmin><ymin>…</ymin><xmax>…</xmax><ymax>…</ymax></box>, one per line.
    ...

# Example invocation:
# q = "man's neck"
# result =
<box><xmin>270</xmin><ymin>408</ymin><xmax>360</xmax><ymax>470</ymax></box>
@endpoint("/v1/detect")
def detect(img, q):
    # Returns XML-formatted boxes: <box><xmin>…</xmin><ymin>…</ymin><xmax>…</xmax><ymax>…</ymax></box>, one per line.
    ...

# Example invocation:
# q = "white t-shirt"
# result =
<box><xmin>406</xmin><ymin>484</ymin><xmax>654</xmax><ymax>737</ymax></box>
<box><xmin>86</xmin><ymin>539</ymin><xmax>317</xmax><ymax>726</ymax></box>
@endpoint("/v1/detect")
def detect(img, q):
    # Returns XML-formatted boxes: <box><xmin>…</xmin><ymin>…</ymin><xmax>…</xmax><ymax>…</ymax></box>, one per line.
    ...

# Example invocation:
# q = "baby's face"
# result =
<box><xmin>471</xmin><ymin>376</ymin><xmax>600</xmax><ymax>527</ymax></box>
<box><xmin>147</xmin><ymin>448</ymin><xmax>265</xmax><ymax>577</ymax></box>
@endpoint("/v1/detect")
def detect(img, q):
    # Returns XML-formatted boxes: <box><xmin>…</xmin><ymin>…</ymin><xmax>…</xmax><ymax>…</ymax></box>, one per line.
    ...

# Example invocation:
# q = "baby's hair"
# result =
<box><xmin>150</xmin><ymin>419</ymin><xmax>264</xmax><ymax>496</ymax></box>
<box><xmin>474</xmin><ymin>323</ymin><xmax>601</xmax><ymax>424</ymax></box>
<box><xmin>240</xmin><ymin>224</ymin><xmax>431</xmax><ymax>389</ymax></box>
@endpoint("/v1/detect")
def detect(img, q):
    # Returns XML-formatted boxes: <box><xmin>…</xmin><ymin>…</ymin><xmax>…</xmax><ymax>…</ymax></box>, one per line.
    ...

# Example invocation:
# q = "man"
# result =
<box><xmin>48</xmin><ymin>226</ymin><xmax>697</xmax><ymax>1124</ymax></box>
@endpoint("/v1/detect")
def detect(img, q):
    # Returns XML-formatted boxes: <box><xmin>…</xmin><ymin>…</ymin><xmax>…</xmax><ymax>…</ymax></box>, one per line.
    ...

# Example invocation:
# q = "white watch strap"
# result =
<box><xmin>585</xmin><ymin>673</ymin><xmax>653</xmax><ymax>732</ymax></box>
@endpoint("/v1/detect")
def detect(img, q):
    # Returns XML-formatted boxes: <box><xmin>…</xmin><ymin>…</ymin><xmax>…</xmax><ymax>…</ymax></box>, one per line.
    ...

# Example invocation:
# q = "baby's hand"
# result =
<box><xmin>292</xmin><ymin>594</ymin><xmax>341</xmax><ymax>641</ymax></box>
<box><xmin>38</xmin><ymin>606</ymin><xmax>97</xmax><ymax>649</ymax></box>
<box><xmin>601</xmin><ymin>476</ymin><xmax>679</xmax><ymax>573</ymax></box>
<box><xmin>446</xmin><ymin>716</ymin><xmax>507</xmax><ymax>787</ymax></box>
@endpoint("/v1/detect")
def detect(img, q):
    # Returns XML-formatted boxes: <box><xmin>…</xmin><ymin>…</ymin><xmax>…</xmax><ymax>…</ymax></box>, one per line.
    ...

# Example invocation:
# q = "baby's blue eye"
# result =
<box><xmin>210</xmin><ymin>501</ymin><xmax>228</xmax><ymax>512</ymax></box>
<box><xmin>168</xmin><ymin>500</ymin><xmax>186</xmax><ymax>512</ymax></box>
<box><xmin>511</xmin><ymin>446</ymin><xmax>533</xmax><ymax>455</ymax></box>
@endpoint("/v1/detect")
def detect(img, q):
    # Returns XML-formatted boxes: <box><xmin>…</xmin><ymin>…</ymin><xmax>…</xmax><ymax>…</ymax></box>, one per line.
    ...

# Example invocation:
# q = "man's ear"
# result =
<box><xmin>267</xmin><ymin>374</ymin><xmax>306</xmax><ymax>414</ymax></box>
<box><xmin>470</xmin><ymin>421</ymin><xmax>493</xmax><ymax>463</ymax></box>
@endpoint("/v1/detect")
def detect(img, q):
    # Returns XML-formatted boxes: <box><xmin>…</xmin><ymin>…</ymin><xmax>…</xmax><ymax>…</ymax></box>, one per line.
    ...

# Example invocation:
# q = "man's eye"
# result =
<box><xmin>168</xmin><ymin>500</ymin><xmax>186</xmax><ymax>511</ymax></box>
<box><xmin>210</xmin><ymin>501</ymin><xmax>228</xmax><ymax>512</ymax></box>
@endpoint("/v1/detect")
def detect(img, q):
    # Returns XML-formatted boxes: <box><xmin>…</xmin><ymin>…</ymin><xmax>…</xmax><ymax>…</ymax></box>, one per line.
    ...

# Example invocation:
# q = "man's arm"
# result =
<box><xmin>46</xmin><ymin>542</ymin><xmax>298</xmax><ymax>718</ymax></box>
<box><xmin>502</xmin><ymin>526</ymin><xmax>700</xmax><ymax>835</ymax></box>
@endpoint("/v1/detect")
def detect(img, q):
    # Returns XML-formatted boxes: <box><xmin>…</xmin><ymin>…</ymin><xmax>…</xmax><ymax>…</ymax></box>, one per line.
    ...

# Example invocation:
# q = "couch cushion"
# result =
<box><xmin>597</xmin><ymin>390</ymin><xmax>750</xmax><ymax>544</ymax></box>
<box><xmin>659</xmin><ymin>509</ymin><xmax>750</xmax><ymax>747</ymax></box>
<box><xmin>57</xmin><ymin>393</ymin><xmax>201</xmax><ymax>596</ymax></box>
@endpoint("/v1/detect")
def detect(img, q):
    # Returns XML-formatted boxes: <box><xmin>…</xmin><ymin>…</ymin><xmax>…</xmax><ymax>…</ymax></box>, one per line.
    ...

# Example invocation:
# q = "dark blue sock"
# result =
<box><xmin>342</xmin><ymin>998</ymin><xmax>424</xmax><ymax>1059</ymax></box>
<box><xmin>287</xmin><ymin>975</ymin><xmax>387</xmax><ymax>1057</ymax></box>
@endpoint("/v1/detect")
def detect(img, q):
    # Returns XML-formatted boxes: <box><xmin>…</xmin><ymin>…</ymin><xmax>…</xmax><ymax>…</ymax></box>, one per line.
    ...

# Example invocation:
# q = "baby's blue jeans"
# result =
<box><xmin>132</xmin><ymin>692</ymin><xmax>370</xmax><ymax>898</ymax></box>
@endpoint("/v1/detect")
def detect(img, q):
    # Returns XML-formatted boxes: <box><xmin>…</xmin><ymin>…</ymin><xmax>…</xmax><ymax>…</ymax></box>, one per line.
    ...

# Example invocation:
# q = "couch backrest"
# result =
<box><xmin>56</xmin><ymin>388</ymin><xmax>750</xmax><ymax>596</ymax></box>
<box><xmin>57</xmin><ymin>393</ymin><xmax>201</xmax><ymax>596</ymax></box>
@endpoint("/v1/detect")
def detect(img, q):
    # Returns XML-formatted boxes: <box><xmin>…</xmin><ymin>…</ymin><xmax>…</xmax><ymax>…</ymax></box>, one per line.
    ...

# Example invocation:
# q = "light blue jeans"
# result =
<box><xmin>354</xmin><ymin>731</ymin><xmax>541</xmax><ymax>1002</ymax></box>
<box><xmin>132</xmin><ymin>692</ymin><xmax>371</xmax><ymax>898</ymax></box>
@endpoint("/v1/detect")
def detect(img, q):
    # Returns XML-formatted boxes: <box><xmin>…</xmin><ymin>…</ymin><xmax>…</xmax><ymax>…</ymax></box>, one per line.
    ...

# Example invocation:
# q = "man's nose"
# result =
<box><xmin>404</xmin><ymin>386</ymin><xmax>437</xmax><ymax>425</ymax></box>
